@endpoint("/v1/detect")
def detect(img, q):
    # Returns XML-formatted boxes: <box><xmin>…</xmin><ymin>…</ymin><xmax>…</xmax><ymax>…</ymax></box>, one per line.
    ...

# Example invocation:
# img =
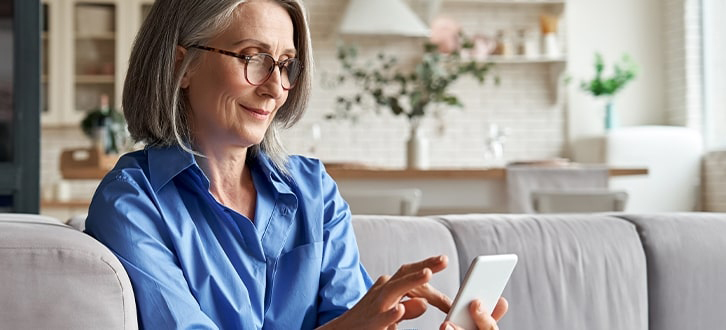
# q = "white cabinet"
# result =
<box><xmin>41</xmin><ymin>0</ymin><xmax>155</xmax><ymax>127</ymax></box>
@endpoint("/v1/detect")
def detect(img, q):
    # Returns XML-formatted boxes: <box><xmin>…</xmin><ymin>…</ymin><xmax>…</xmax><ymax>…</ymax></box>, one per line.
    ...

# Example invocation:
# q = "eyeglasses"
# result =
<box><xmin>190</xmin><ymin>45</ymin><xmax>303</xmax><ymax>90</ymax></box>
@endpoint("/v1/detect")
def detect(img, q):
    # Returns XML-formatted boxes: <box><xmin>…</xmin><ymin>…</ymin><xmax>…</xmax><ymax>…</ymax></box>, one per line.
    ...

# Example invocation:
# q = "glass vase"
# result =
<box><xmin>604</xmin><ymin>99</ymin><xmax>616</xmax><ymax>131</ymax></box>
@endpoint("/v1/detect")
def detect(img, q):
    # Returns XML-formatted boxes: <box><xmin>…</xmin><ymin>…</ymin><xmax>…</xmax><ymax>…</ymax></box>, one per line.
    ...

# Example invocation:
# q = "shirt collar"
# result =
<box><xmin>147</xmin><ymin>145</ymin><xmax>197</xmax><ymax>192</ymax></box>
<box><xmin>146</xmin><ymin>145</ymin><xmax>294</xmax><ymax>197</ymax></box>
<box><xmin>249</xmin><ymin>151</ymin><xmax>294</xmax><ymax>197</ymax></box>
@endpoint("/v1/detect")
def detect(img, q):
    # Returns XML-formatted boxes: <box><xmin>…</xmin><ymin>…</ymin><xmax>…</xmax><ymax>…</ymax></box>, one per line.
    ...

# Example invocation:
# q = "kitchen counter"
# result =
<box><xmin>326</xmin><ymin>164</ymin><xmax>648</xmax><ymax>214</ymax></box>
<box><xmin>326</xmin><ymin>166</ymin><xmax>647</xmax><ymax>180</ymax></box>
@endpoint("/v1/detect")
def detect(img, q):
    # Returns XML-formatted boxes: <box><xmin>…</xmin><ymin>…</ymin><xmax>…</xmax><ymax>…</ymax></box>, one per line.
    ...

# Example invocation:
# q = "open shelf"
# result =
<box><xmin>75</xmin><ymin>32</ymin><xmax>116</xmax><ymax>40</ymax></box>
<box><xmin>75</xmin><ymin>75</ymin><xmax>115</xmax><ymax>84</ymax></box>
<box><xmin>483</xmin><ymin>55</ymin><xmax>566</xmax><ymax>64</ymax></box>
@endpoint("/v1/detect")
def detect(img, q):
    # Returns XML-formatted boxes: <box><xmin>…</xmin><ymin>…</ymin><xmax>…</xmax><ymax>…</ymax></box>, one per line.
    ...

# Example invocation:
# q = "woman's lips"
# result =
<box><xmin>240</xmin><ymin>104</ymin><xmax>271</xmax><ymax>120</ymax></box>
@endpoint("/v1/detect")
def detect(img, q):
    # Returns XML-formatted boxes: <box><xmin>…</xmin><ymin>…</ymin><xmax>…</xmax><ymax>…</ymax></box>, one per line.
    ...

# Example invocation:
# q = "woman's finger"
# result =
<box><xmin>439</xmin><ymin>321</ymin><xmax>463</xmax><ymax>330</ymax></box>
<box><xmin>469</xmin><ymin>300</ymin><xmax>498</xmax><ymax>330</ymax></box>
<box><xmin>406</xmin><ymin>282</ymin><xmax>453</xmax><ymax>314</ymax></box>
<box><xmin>392</xmin><ymin>255</ymin><xmax>448</xmax><ymax>280</ymax></box>
<box><xmin>399</xmin><ymin>297</ymin><xmax>428</xmax><ymax>320</ymax></box>
<box><xmin>491</xmin><ymin>297</ymin><xmax>509</xmax><ymax>322</ymax></box>
<box><xmin>380</xmin><ymin>267</ymin><xmax>432</xmax><ymax>307</ymax></box>
<box><xmin>374</xmin><ymin>302</ymin><xmax>406</xmax><ymax>328</ymax></box>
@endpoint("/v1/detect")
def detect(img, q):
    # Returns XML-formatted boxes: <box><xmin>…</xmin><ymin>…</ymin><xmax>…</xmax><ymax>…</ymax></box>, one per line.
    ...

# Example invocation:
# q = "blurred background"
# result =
<box><xmin>2</xmin><ymin>0</ymin><xmax>724</xmax><ymax>218</ymax></box>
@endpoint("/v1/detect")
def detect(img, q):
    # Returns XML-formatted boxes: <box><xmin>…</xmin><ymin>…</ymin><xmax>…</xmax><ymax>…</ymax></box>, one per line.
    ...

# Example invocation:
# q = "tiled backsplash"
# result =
<box><xmin>40</xmin><ymin>128</ymin><xmax>100</xmax><ymax>201</ymax></box>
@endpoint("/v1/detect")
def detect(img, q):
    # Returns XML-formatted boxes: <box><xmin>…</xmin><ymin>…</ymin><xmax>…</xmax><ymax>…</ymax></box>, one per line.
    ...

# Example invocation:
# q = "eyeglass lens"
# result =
<box><xmin>246</xmin><ymin>54</ymin><xmax>302</xmax><ymax>89</ymax></box>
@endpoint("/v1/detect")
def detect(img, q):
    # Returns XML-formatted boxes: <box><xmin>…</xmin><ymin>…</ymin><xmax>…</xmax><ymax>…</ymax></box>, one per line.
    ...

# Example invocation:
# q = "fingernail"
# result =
<box><xmin>476</xmin><ymin>300</ymin><xmax>484</xmax><ymax>314</ymax></box>
<box><xmin>445</xmin><ymin>323</ymin><xmax>454</xmax><ymax>330</ymax></box>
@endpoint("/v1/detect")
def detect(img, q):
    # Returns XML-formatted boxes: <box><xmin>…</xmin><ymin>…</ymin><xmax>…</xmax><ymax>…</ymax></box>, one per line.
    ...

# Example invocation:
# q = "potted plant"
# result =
<box><xmin>80</xmin><ymin>94</ymin><xmax>126</xmax><ymax>155</ymax></box>
<box><xmin>327</xmin><ymin>35</ymin><xmax>497</xmax><ymax>168</ymax></box>
<box><xmin>579</xmin><ymin>52</ymin><xmax>638</xmax><ymax>131</ymax></box>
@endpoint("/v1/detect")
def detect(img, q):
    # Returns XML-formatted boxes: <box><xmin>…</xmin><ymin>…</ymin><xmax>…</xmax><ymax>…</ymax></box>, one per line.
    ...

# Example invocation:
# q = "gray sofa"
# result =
<box><xmin>2</xmin><ymin>212</ymin><xmax>725</xmax><ymax>330</ymax></box>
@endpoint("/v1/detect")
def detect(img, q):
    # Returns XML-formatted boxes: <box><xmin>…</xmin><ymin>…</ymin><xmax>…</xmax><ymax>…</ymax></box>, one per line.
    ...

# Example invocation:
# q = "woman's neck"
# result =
<box><xmin>194</xmin><ymin>142</ymin><xmax>257</xmax><ymax>220</ymax></box>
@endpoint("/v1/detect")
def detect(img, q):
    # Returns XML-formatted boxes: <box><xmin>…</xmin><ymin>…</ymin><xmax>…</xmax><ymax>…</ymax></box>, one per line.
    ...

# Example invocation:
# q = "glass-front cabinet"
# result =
<box><xmin>41</xmin><ymin>0</ymin><xmax>155</xmax><ymax>127</ymax></box>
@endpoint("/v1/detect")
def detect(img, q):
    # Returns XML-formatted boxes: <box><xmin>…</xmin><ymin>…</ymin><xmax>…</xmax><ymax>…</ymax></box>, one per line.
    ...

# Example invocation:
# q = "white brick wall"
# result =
<box><xmin>282</xmin><ymin>0</ymin><xmax>567</xmax><ymax>167</ymax></box>
<box><xmin>40</xmin><ymin>128</ymin><xmax>100</xmax><ymax>202</ymax></box>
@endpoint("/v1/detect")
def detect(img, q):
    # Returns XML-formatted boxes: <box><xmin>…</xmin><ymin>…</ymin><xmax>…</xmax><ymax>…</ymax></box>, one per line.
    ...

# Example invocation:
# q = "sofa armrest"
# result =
<box><xmin>0</xmin><ymin>214</ymin><xmax>137</xmax><ymax>329</ymax></box>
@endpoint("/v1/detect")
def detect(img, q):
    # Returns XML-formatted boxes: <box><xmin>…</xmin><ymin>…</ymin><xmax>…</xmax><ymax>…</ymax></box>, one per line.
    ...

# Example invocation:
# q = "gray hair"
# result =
<box><xmin>123</xmin><ymin>0</ymin><xmax>313</xmax><ymax>172</ymax></box>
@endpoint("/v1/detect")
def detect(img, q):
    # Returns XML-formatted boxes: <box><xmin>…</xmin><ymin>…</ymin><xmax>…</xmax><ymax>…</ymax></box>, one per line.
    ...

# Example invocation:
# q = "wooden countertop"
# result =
<box><xmin>61</xmin><ymin>164</ymin><xmax>648</xmax><ymax>180</ymax></box>
<box><xmin>326</xmin><ymin>166</ymin><xmax>648</xmax><ymax>180</ymax></box>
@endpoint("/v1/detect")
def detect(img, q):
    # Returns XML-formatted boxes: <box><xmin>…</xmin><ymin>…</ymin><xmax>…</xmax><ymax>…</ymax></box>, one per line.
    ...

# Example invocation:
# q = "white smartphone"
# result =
<box><xmin>445</xmin><ymin>254</ymin><xmax>518</xmax><ymax>329</ymax></box>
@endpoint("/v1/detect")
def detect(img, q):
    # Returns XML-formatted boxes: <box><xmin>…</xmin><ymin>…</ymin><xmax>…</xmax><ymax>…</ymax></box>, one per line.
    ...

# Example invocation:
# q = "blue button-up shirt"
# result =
<box><xmin>85</xmin><ymin>146</ymin><xmax>372</xmax><ymax>329</ymax></box>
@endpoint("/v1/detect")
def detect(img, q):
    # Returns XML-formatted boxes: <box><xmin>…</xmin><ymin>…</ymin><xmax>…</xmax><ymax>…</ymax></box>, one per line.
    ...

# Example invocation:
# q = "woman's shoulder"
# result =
<box><xmin>284</xmin><ymin>154</ymin><xmax>329</xmax><ymax>180</ymax></box>
<box><xmin>96</xmin><ymin>149</ymin><xmax>152</xmax><ymax>192</ymax></box>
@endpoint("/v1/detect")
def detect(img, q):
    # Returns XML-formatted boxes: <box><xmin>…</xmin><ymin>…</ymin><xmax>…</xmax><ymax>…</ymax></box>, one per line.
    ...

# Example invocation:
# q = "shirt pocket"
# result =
<box><xmin>269</xmin><ymin>241</ymin><xmax>324</xmax><ymax>322</ymax></box>
<box><xmin>279</xmin><ymin>240</ymin><xmax>323</xmax><ymax>262</ymax></box>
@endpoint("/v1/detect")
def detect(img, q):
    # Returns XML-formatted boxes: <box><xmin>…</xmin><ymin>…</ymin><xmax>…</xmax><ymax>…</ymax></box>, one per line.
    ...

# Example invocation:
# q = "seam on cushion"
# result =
<box><xmin>100</xmin><ymin>255</ymin><xmax>132</xmax><ymax>329</ymax></box>
<box><xmin>429</xmin><ymin>216</ymin><xmax>467</xmax><ymax>282</ymax></box>
<box><xmin>1</xmin><ymin>247</ymin><xmax>133</xmax><ymax>329</ymax></box>
<box><xmin>0</xmin><ymin>220</ymin><xmax>75</xmax><ymax>230</ymax></box>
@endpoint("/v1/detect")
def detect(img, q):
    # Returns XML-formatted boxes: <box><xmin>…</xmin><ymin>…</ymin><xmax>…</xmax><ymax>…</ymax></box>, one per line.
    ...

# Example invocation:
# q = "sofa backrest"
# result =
<box><xmin>437</xmin><ymin>214</ymin><xmax>648</xmax><ymax>330</ymax></box>
<box><xmin>0</xmin><ymin>214</ymin><xmax>137</xmax><ymax>329</ymax></box>
<box><xmin>352</xmin><ymin>215</ymin><xmax>460</xmax><ymax>329</ymax></box>
<box><xmin>617</xmin><ymin>213</ymin><xmax>726</xmax><ymax>330</ymax></box>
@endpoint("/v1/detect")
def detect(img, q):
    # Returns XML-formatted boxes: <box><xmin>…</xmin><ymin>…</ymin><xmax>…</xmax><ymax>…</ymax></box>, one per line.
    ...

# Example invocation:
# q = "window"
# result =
<box><xmin>702</xmin><ymin>0</ymin><xmax>726</xmax><ymax>149</ymax></box>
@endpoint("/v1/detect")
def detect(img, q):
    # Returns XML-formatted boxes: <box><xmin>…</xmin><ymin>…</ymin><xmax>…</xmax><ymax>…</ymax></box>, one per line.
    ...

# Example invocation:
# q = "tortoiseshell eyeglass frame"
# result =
<box><xmin>190</xmin><ymin>45</ymin><xmax>302</xmax><ymax>90</ymax></box>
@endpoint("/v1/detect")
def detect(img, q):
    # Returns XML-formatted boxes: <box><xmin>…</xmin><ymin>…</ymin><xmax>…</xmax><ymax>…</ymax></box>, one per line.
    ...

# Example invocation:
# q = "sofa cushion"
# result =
<box><xmin>352</xmin><ymin>215</ymin><xmax>460</xmax><ymax>328</ymax></box>
<box><xmin>438</xmin><ymin>214</ymin><xmax>648</xmax><ymax>330</ymax></box>
<box><xmin>617</xmin><ymin>213</ymin><xmax>726</xmax><ymax>330</ymax></box>
<box><xmin>0</xmin><ymin>214</ymin><xmax>137</xmax><ymax>329</ymax></box>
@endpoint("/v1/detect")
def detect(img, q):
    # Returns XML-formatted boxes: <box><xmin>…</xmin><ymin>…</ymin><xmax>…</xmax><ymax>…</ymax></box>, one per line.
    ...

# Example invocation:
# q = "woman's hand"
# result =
<box><xmin>440</xmin><ymin>297</ymin><xmax>508</xmax><ymax>330</ymax></box>
<box><xmin>320</xmin><ymin>255</ymin><xmax>451</xmax><ymax>330</ymax></box>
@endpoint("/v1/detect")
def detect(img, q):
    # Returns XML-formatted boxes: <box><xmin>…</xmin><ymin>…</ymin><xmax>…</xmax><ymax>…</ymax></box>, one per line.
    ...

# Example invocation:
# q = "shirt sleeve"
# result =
<box><xmin>315</xmin><ymin>164</ymin><xmax>373</xmax><ymax>326</ymax></box>
<box><xmin>84</xmin><ymin>171</ymin><xmax>219</xmax><ymax>330</ymax></box>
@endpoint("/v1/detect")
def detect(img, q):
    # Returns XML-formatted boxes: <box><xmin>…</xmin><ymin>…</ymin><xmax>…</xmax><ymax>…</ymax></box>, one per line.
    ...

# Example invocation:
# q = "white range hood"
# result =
<box><xmin>338</xmin><ymin>0</ymin><xmax>430</xmax><ymax>37</ymax></box>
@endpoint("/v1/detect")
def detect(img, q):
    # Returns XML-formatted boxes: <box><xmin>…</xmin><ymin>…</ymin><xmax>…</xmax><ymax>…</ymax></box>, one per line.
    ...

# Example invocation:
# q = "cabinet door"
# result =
<box><xmin>71</xmin><ymin>1</ymin><xmax>119</xmax><ymax>124</ymax></box>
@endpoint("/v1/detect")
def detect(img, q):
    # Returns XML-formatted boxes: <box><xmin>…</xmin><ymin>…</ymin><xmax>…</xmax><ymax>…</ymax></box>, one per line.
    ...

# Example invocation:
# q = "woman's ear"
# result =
<box><xmin>176</xmin><ymin>45</ymin><xmax>190</xmax><ymax>89</ymax></box>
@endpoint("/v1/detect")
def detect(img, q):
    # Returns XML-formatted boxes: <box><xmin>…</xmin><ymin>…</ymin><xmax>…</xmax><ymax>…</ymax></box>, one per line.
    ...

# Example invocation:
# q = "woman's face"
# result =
<box><xmin>183</xmin><ymin>0</ymin><xmax>295</xmax><ymax>148</ymax></box>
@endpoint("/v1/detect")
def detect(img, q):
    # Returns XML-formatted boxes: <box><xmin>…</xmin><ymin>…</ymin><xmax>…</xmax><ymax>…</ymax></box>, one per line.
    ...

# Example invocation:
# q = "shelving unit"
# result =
<box><xmin>436</xmin><ymin>0</ymin><xmax>568</xmax><ymax>104</ymax></box>
<box><xmin>41</xmin><ymin>0</ymin><xmax>155</xmax><ymax>127</ymax></box>
<box><xmin>484</xmin><ymin>55</ymin><xmax>565</xmax><ymax>64</ymax></box>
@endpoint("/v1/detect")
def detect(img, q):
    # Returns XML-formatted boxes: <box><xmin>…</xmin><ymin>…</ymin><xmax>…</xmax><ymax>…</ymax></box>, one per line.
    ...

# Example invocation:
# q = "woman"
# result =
<box><xmin>85</xmin><ymin>0</ymin><xmax>507</xmax><ymax>329</ymax></box>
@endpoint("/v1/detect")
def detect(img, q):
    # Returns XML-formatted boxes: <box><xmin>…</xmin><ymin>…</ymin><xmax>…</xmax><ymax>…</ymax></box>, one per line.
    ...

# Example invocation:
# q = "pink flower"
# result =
<box><xmin>429</xmin><ymin>17</ymin><xmax>461</xmax><ymax>54</ymax></box>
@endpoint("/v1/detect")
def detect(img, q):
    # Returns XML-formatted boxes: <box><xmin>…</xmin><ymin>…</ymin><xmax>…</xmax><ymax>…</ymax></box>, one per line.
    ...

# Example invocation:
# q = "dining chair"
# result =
<box><xmin>339</xmin><ymin>188</ymin><xmax>422</xmax><ymax>216</ymax></box>
<box><xmin>531</xmin><ymin>190</ymin><xmax>628</xmax><ymax>213</ymax></box>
